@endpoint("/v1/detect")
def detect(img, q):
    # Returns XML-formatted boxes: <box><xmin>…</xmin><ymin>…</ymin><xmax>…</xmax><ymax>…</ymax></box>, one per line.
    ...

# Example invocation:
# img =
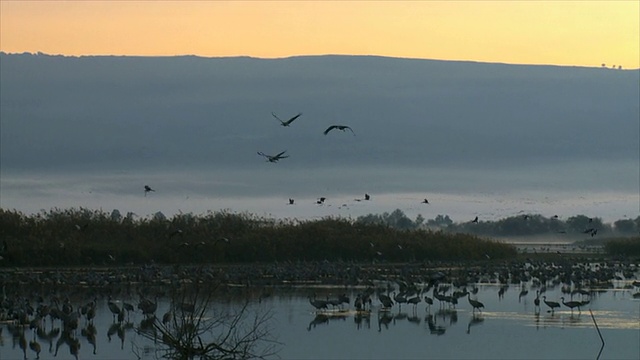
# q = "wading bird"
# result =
<box><xmin>144</xmin><ymin>185</ymin><xmax>155</xmax><ymax>196</ymax></box>
<box><xmin>560</xmin><ymin>297</ymin><xmax>582</xmax><ymax>314</ymax></box>
<box><xmin>308</xmin><ymin>295</ymin><xmax>328</xmax><ymax>312</ymax></box>
<box><xmin>272</xmin><ymin>112</ymin><xmax>302</xmax><ymax>126</ymax></box>
<box><xmin>542</xmin><ymin>296</ymin><xmax>560</xmax><ymax>313</ymax></box>
<box><xmin>324</xmin><ymin>125</ymin><xmax>355</xmax><ymax>136</ymax></box>
<box><xmin>467</xmin><ymin>293</ymin><xmax>484</xmax><ymax>313</ymax></box>
<box><xmin>378</xmin><ymin>293</ymin><xmax>394</xmax><ymax>310</ymax></box>
<box><xmin>257</xmin><ymin>150</ymin><xmax>289</xmax><ymax>163</ymax></box>
<box><xmin>107</xmin><ymin>301</ymin><xmax>121</xmax><ymax>322</ymax></box>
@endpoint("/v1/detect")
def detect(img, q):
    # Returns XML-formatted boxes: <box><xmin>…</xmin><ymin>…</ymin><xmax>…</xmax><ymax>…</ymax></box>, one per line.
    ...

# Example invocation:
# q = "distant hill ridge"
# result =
<box><xmin>1</xmin><ymin>51</ymin><xmax>637</xmax><ymax>173</ymax></box>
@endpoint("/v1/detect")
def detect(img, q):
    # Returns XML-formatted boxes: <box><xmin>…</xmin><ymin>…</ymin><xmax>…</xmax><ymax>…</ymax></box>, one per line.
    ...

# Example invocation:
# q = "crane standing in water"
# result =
<box><xmin>542</xmin><ymin>296</ymin><xmax>560</xmax><ymax>313</ymax></box>
<box><xmin>467</xmin><ymin>293</ymin><xmax>484</xmax><ymax>313</ymax></box>
<box><xmin>561</xmin><ymin>297</ymin><xmax>582</xmax><ymax>314</ymax></box>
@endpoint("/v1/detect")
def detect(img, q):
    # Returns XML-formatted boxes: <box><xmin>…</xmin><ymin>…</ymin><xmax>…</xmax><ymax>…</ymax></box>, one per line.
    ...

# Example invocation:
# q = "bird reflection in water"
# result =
<box><xmin>307</xmin><ymin>313</ymin><xmax>347</xmax><ymax>332</ymax></box>
<box><xmin>466</xmin><ymin>314</ymin><xmax>485</xmax><ymax>334</ymax></box>
<box><xmin>36</xmin><ymin>326</ymin><xmax>60</xmax><ymax>353</ymax></box>
<box><xmin>307</xmin><ymin>314</ymin><xmax>329</xmax><ymax>331</ymax></box>
<box><xmin>377</xmin><ymin>311</ymin><xmax>393</xmax><ymax>332</ymax></box>
<box><xmin>393</xmin><ymin>311</ymin><xmax>408</xmax><ymax>324</ymax></box>
<box><xmin>54</xmin><ymin>330</ymin><xmax>80</xmax><ymax>360</ymax></box>
<box><xmin>436</xmin><ymin>308</ymin><xmax>458</xmax><ymax>325</ymax></box>
<box><xmin>407</xmin><ymin>313</ymin><xmax>421</xmax><ymax>326</ymax></box>
<box><xmin>81</xmin><ymin>323</ymin><xmax>97</xmax><ymax>354</ymax></box>
<box><xmin>426</xmin><ymin>314</ymin><xmax>446</xmax><ymax>335</ymax></box>
<box><xmin>354</xmin><ymin>311</ymin><xmax>371</xmax><ymax>330</ymax></box>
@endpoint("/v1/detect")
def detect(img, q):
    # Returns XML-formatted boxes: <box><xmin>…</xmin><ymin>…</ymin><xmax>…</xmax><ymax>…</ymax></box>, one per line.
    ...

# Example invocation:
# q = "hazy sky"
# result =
<box><xmin>1</xmin><ymin>2</ymin><xmax>638</xmax><ymax>224</ymax></box>
<box><xmin>1</xmin><ymin>53</ymin><xmax>638</xmax><ymax>223</ymax></box>
<box><xmin>1</xmin><ymin>1</ymin><xmax>638</xmax><ymax>69</ymax></box>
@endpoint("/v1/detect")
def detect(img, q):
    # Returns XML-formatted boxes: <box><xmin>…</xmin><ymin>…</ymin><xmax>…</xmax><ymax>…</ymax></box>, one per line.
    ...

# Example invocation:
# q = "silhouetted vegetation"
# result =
<box><xmin>358</xmin><ymin>210</ymin><xmax>640</xmax><ymax>238</ymax></box>
<box><xmin>604</xmin><ymin>238</ymin><xmax>640</xmax><ymax>256</ymax></box>
<box><xmin>137</xmin><ymin>285</ymin><xmax>279</xmax><ymax>360</ymax></box>
<box><xmin>0</xmin><ymin>208</ymin><xmax>516</xmax><ymax>266</ymax></box>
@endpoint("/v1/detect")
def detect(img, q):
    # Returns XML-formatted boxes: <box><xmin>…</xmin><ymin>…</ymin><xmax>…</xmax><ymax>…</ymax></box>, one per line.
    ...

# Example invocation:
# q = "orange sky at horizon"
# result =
<box><xmin>1</xmin><ymin>1</ymin><xmax>638</xmax><ymax>68</ymax></box>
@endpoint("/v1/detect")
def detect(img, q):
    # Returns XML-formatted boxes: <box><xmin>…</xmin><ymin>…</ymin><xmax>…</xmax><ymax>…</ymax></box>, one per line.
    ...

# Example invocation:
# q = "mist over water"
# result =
<box><xmin>1</xmin><ymin>54</ymin><xmax>638</xmax><ymax>223</ymax></box>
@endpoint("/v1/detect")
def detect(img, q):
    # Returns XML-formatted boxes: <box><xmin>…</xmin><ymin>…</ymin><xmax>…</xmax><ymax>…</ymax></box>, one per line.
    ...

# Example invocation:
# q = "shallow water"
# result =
<box><xmin>1</xmin><ymin>284</ymin><xmax>639</xmax><ymax>360</ymax></box>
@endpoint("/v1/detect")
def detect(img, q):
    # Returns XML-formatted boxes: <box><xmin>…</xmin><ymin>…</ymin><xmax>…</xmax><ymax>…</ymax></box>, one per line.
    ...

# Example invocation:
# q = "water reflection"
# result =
<box><xmin>81</xmin><ymin>323</ymin><xmax>97</xmax><ymax>354</ymax></box>
<box><xmin>307</xmin><ymin>312</ymin><xmax>347</xmax><ymax>331</ymax></box>
<box><xmin>466</xmin><ymin>314</ymin><xmax>485</xmax><ymax>334</ymax></box>
<box><xmin>354</xmin><ymin>310</ymin><xmax>371</xmax><ymax>330</ymax></box>
<box><xmin>426</xmin><ymin>314</ymin><xmax>446</xmax><ymax>335</ymax></box>
<box><xmin>1</xmin><ymin>273</ymin><xmax>640</xmax><ymax>359</ymax></box>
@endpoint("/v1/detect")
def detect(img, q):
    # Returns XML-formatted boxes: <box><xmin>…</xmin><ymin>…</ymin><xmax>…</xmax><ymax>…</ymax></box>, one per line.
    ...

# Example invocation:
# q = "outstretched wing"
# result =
<box><xmin>323</xmin><ymin>125</ymin><xmax>338</xmax><ymax>135</ymax></box>
<box><xmin>257</xmin><ymin>151</ymin><xmax>270</xmax><ymax>158</ymax></box>
<box><xmin>274</xmin><ymin>150</ymin><xmax>288</xmax><ymax>159</ymax></box>
<box><xmin>344</xmin><ymin>126</ymin><xmax>356</xmax><ymax>135</ymax></box>
<box><xmin>271</xmin><ymin>112</ymin><xmax>285</xmax><ymax>124</ymax></box>
<box><xmin>284</xmin><ymin>113</ymin><xmax>302</xmax><ymax>125</ymax></box>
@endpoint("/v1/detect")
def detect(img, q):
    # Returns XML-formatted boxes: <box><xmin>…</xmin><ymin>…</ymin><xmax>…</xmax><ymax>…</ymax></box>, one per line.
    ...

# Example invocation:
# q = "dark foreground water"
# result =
<box><xmin>1</xmin><ymin>281</ymin><xmax>639</xmax><ymax>359</ymax></box>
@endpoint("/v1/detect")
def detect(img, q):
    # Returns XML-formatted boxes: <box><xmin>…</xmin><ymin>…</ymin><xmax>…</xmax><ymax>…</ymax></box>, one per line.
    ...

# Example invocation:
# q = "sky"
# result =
<box><xmin>0</xmin><ymin>1</ymin><xmax>639</xmax><ymax>225</ymax></box>
<box><xmin>1</xmin><ymin>1</ymin><xmax>639</xmax><ymax>69</ymax></box>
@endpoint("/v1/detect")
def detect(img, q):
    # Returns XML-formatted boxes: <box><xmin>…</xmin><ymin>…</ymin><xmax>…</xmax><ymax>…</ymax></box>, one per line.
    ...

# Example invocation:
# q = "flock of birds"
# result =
<box><xmin>142</xmin><ymin>111</ymin><xmax>366</xmax><ymax>207</ymax></box>
<box><xmin>257</xmin><ymin>112</ymin><xmax>354</xmax><ymax>163</ymax></box>
<box><xmin>138</xmin><ymin>111</ymin><xmax>606</xmax><ymax>227</ymax></box>
<box><xmin>307</xmin><ymin>285</ymin><xmax>594</xmax><ymax>316</ymax></box>
<box><xmin>139</xmin><ymin>112</ymin><xmax>439</xmax><ymax>211</ymax></box>
<box><xmin>0</xmin><ymin>291</ymin><xmax>162</xmax><ymax>360</ymax></box>
<box><xmin>1</xmin><ymin>258</ymin><xmax>639</xmax><ymax>358</ymax></box>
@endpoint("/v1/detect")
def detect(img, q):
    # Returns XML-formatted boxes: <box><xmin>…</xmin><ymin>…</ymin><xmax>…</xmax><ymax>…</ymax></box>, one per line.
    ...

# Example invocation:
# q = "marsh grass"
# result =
<box><xmin>0</xmin><ymin>207</ymin><xmax>518</xmax><ymax>266</ymax></box>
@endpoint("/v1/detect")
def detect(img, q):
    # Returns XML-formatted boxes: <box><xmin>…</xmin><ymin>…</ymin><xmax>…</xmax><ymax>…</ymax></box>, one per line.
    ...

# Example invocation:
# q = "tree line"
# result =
<box><xmin>357</xmin><ymin>209</ymin><xmax>640</xmax><ymax>237</ymax></box>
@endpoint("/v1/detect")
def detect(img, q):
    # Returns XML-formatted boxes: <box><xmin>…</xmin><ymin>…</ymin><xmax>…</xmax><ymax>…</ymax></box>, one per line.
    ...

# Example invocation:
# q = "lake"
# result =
<box><xmin>1</xmin><ymin>273</ymin><xmax>639</xmax><ymax>359</ymax></box>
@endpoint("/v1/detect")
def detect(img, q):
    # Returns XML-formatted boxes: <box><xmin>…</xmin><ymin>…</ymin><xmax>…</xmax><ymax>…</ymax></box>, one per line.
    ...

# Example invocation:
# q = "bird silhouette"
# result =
<box><xmin>542</xmin><ymin>296</ymin><xmax>560</xmax><ymax>313</ymax></box>
<box><xmin>378</xmin><ymin>293</ymin><xmax>394</xmax><ymax>310</ymax></box>
<box><xmin>467</xmin><ymin>293</ymin><xmax>484</xmax><ymax>312</ymax></box>
<box><xmin>518</xmin><ymin>287</ymin><xmax>529</xmax><ymax>303</ymax></box>
<box><xmin>471</xmin><ymin>216</ymin><xmax>479</xmax><ymax>223</ymax></box>
<box><xmin>257</xmin><ymin>150</ymin><xmax>289</xmax><ymax>162</ymax></box>
<box><xmin>308</xmin><ymin>295</ymin><xmax>328</xmax><ymax>312</ymax></box>
<box><xmin>560</xmin><ymin>297</ymin><xmax>582</xmax><ymax>314</ymax></box>
<box><xmin>364</xmin><ymin>193</ymin><xmax>371</xmax><ymax>201</ymax></box>
<box><xmin>288</xmin><ymin>198</ymin><xmax>295</xmax><ymax>205</ymax></box>
<box><xmin>107</xmin><ymin>300</ymin><xmax>121</xmax><ymax>322</ymax></box>
<box><xmin>144</xmin><ymin>185</ymin><xmax>155</xmax><ymax>196</ymax></box>
<box><xmin>272</xmin><ymin>112</ymin><xmax>302</xmax><ymax>126</ymax></box>
<box><xmin>324</xmin><ymin>125</ymin><xmax>355</xmax><ymax>135</ymax></box>
<box><xmin>422</xmin><ymin>198</ymin><xmax>429</xmax><ymax>204</ymax></box>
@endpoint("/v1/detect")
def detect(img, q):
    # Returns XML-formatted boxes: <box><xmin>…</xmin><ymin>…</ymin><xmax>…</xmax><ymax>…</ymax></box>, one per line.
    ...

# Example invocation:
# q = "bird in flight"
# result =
<box><xmin>324</xmin><ymin>125</ymin><xmax>355</xmax><ymax>136</ymax></box>
<box><xmin>288</xmin><ymin>198</ymin><xmax>295</xmax><ymax>205</ymax></box>
<box><xmin>422</xmin><ymin>198</ymin><xmax>429</xmax><ymax>204</ymax></box>
<box><xmin>317</xmin><ymin>197</ymin><xmax>326</xmax><ymax>205</ymax></box>
<box><xmin>364</xmin><ymin>193</ymin><xmax>371</xmax><ymax>201</ymax></box>
<box><xmin>257</xmin><ymin>150</ymin><xmax>289</xmax><ymax>163</ymax></box>
<box><xmin>272</xmin><ymin>112</ymin><xmax>302</xmax><ymax>127</ymax></box>
<box><xmin>144</xmin><ymin>185</ymin><xmax>155</xmax><ymax>196</ymax></box>
<box><xmin>471</xmin><ymin>216</ymin><xmax>479</xmax><ymax>223</ymax></box>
